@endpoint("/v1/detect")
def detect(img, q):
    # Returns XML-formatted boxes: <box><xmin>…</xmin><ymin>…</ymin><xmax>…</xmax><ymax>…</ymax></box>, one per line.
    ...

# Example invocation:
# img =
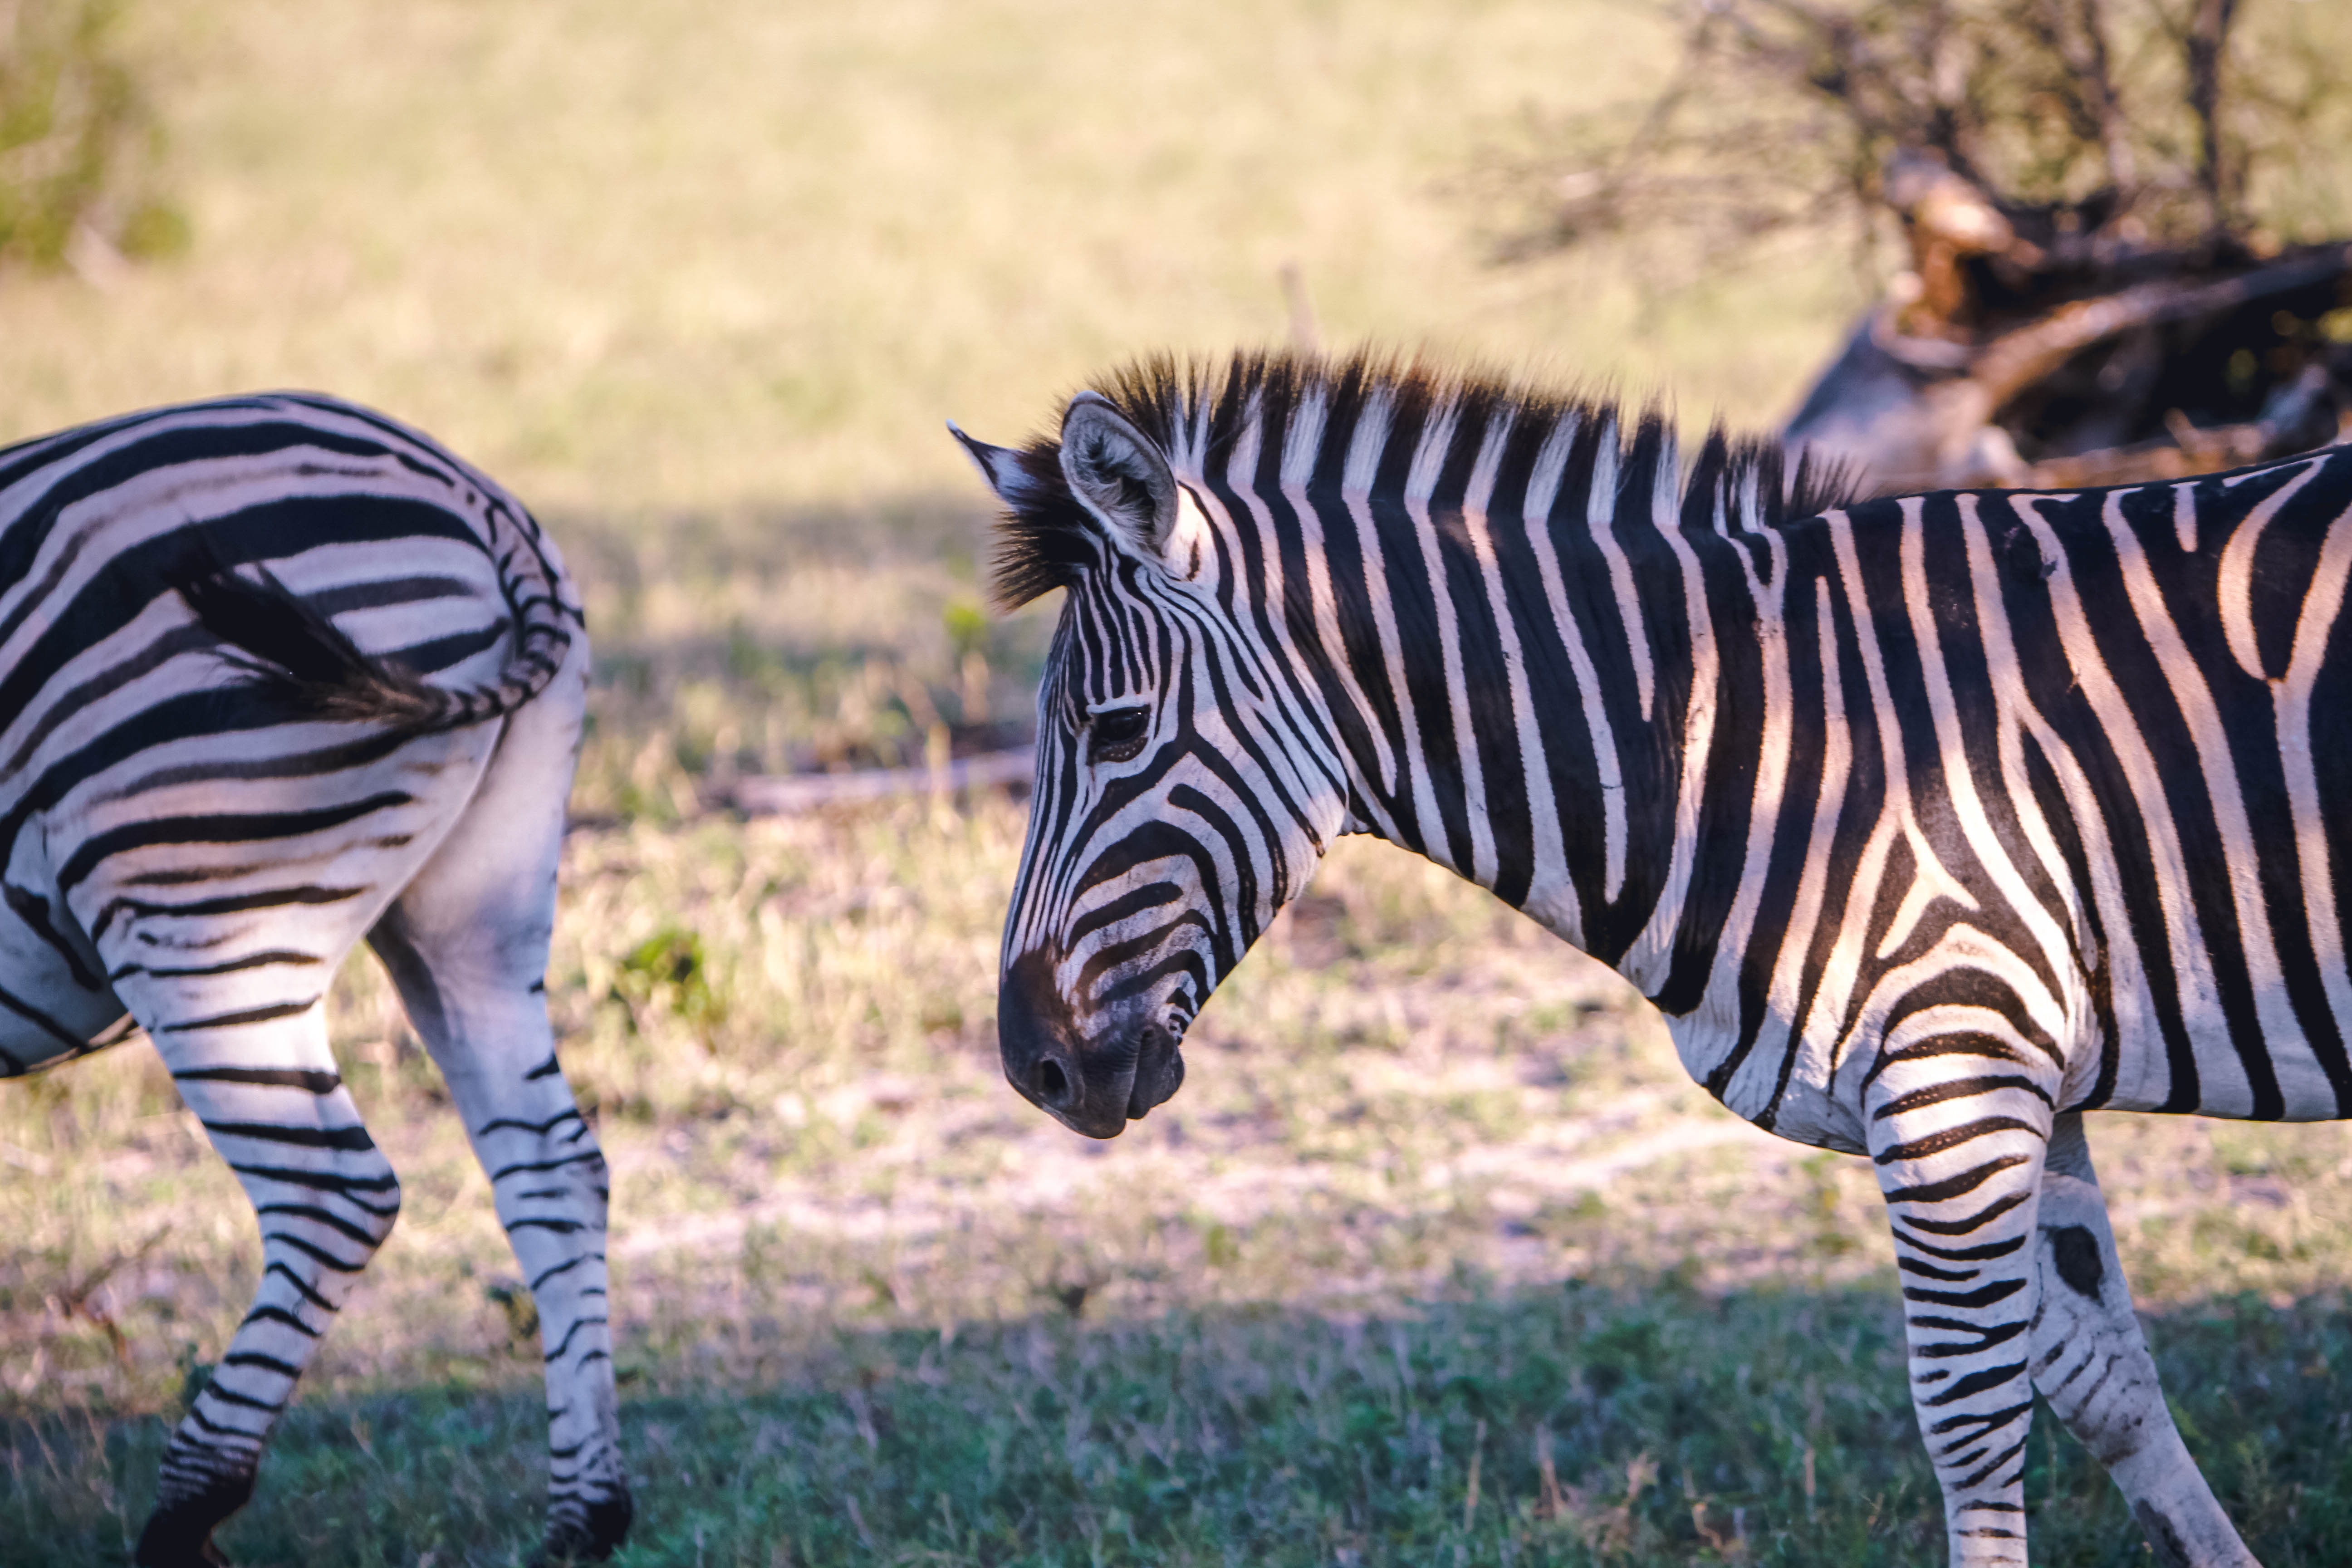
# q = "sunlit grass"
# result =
<box><xmin>0</xmin><ymin>0</ymin><xmax>1874</xmax><ymax>518</ymax></box>
<box><xmin>11</xmin><ymin>3</ymin><xmax>2352</xmax><ymax>1563</ymax></box>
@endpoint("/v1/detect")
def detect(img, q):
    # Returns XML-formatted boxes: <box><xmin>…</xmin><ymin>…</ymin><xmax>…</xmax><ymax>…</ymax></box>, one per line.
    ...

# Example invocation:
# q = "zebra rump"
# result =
<box><xmin>1</xmin><ymin>392</ymin><xmax>626</xmax><ymax>1567</ymax></box>
<box><xmin>181</xmin><ymin>548</ymin><xmax>571</xmax><ymax>734</ymax></box>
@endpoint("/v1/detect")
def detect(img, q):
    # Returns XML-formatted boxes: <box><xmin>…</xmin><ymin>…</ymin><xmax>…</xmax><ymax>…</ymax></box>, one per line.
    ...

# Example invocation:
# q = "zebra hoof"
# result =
<box><xmin>531</xmin><ymin>1490</ymin><xmax>634</xmax><ymax>1565</ymax></box>
<box><xmin>131</xmin><ymin>1539</ymin><xmax>231</xmax><ymax>1568</ymax></box>
<box><xmin>132</xmin><ymin>1471</ymin><xmax>252</xmax><ymax>1568</ymax></box>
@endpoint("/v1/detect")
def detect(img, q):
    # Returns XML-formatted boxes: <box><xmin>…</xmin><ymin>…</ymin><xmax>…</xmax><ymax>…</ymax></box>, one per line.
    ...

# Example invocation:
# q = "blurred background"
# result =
<box><xmin>9</xmin><ymin>3</ymin><xmax>2352</xmax><ymax>1564</ymax></box>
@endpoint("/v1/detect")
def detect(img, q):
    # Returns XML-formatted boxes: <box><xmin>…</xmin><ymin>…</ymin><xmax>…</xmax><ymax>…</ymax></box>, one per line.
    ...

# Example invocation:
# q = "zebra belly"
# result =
<box><xmin>2095</xmin><ymin>981</ymin><xmax>2352</xmax><ymax>1122</ymax></box>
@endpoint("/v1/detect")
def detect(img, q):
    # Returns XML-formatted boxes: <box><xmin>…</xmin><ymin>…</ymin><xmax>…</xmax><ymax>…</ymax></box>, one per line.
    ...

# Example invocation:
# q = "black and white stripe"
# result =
<box><xmin>1</xmin><ymin>394</ymin><xmax>629</xmax><ymax>1567</ymax></box>
<box><xmin>959</xmin><ymin>349</ymin><xmax>2329</xmax><ymax>1566</ymax></box>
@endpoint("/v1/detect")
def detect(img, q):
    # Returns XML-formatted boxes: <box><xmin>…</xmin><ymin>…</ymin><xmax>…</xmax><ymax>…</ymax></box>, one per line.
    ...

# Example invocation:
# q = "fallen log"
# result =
<box><xmin>1793</xmin><ymin>242</ymin><xmax>2352</xmax><ymax>491</ymax></box>
<box><xmin>724</xmin><ymin>745</ymin><xmax>1037</xmax><ymax>816</ymax></box>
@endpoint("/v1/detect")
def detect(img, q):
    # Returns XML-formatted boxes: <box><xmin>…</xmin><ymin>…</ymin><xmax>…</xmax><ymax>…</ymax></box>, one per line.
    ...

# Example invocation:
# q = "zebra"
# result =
<box><xmin>0</xmin><ymin>394</ymin><xmax>629</xmax><ymax>1566</ymax></box>
<box><xmin>952</xmin><ymin>348</ymin><xmax>2343</xmax><ymax>1567</ymax></box>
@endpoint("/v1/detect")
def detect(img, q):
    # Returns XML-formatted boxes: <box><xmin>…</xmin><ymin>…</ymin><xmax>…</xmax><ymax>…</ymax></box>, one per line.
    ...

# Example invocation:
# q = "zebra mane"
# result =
<box><xmin>987</xmin><ymin>348</ymin><xmax>1858</xmax><ymax>611</ymax></box>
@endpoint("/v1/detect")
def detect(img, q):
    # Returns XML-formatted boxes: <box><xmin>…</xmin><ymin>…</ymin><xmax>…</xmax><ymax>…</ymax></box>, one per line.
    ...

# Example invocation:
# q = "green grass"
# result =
<box><xmin>14</xmin><ymin>1282</ymin><xmax>2352</xmax><ymax>1566</ymax></box>
<box><xmin>11</xmin><ymin>3</ymin><xmax>2352</xmax><ymax>1564</ymax></box>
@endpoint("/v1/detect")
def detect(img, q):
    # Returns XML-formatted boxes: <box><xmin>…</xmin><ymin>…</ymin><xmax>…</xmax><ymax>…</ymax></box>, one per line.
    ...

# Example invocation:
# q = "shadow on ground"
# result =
<box><xmin>9</xmin><ymin>1275</ymin><xmax>2348</xmax><ymax>1568</ymax></box>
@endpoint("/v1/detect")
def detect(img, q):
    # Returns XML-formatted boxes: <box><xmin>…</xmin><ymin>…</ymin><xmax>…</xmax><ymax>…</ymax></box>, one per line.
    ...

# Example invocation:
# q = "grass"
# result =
<box><xmin>12</xmin><ymin>793</ymin><xmax>2352</xmax><ymax>1565</ymax></box>
<box><xmin>0</xmin><ymin>0</ymin><xmax>1871</xmax><ymax>515</ymax></box>
<box><xmin>10</xmin><ymin>2</ymin><xmax>2352</xmax><ymax>1564</ymax></box>
<box><xmin>18</xmin><ymin>1282</ymin><xmax>2352</xmax><ymax>1568</ymax></box>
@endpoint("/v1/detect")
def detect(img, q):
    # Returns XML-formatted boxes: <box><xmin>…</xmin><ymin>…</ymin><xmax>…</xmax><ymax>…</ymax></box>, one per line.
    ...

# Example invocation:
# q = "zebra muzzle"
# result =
<box><xmin>1124</xmin><ymin>1020</ymin><xmax>1185</xmax><ymax>1121</ymax></box>
<box><xmin>998</xmin><ymin>952</ymin><xmax>1186</xmax><ymax>1138</ymax></box>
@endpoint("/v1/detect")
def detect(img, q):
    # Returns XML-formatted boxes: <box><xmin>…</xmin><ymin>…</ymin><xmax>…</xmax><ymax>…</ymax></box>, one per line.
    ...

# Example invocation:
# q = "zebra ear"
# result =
<box><xmin>1058</xmin><ymin>392</ymin><xmax>1179</xmax><ymax>561</ymax></box>
<box><xmin>948</xmin><ymin>422</ymin><xmax>1045</xmax><ymax>505</ymax></box>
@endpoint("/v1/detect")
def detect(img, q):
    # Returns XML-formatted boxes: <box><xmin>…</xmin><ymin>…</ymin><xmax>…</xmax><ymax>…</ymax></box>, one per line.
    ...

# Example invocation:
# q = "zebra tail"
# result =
<box><xmin>178</xmin><ymin>563</ymin><xmax>572</xmax><ymax>735</ymax></box>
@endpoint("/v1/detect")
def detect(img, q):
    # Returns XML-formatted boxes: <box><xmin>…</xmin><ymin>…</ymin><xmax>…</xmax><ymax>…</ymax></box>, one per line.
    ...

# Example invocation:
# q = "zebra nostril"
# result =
<box><xmin>1035</xmin><ymin>1057</ymin><xmax>1071</xmax><ymax>1104</ymax></box>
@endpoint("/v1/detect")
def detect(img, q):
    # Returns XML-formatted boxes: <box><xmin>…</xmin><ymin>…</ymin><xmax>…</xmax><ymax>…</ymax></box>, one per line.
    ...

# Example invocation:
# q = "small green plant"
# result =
<box><xmin>0</xmin><ymin>0</ymin><xmax>186</xmax><ymax>271</ymax></box>
<box><xmin>611</xmin><ymin>923</ymin><xmax>727</xmax><ymax>1041</ymax></box>
<box><xmin>484</xmin><ymin>1279</ymin><xmax>540</xmax><ymax>1351</ymax></box>
<box><xmin>172</xmin><ymin>1342</ymin><xmax>213</xmax><ymax>1416</ymax></box>
<box><xmin>943</xmin><ymin>598</ymin><xmax>993</xmax><ymax>726</ymax></box>
<box><xmin>1799</xmin><ymin>1151</ymin><xmax>1862</xmax><ymax>1260</ymax></box>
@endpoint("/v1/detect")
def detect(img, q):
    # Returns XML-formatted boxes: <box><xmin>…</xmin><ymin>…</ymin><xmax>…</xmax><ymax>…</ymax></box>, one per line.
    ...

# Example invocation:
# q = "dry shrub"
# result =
<box><xmin>0</xmin><ymin>0</ymin><xmax>185</xmax><ymax>272</ymax></box>
<box><xmin>1486</xmin><ymin>0</ymin><xmax>2348</xmax><ymax>280</ymax></box>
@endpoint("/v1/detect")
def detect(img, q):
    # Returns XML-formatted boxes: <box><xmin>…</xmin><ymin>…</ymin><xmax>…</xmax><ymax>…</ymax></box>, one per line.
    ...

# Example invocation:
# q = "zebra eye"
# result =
<box><xmin>1088</xmin><ymin>705</ymin><xmax>1151</xmax><ymax>764</ymax></box>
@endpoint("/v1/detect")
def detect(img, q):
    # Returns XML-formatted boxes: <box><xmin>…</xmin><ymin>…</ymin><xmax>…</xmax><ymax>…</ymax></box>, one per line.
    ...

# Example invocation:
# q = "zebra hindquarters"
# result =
<box><xmin>2032</xmin><ymin>1116</ymin><xmax>2258</xmax><ymax>1568</ymax></box>
<box><xmin>61</xmin><ymin>726</ymin><xmax>504</xmax><ymax>1568</ymax></box>
<box><xmin>366</xmin><ymin>632</ymin><xmax>630</xmax><ymax>1565</ymax></box>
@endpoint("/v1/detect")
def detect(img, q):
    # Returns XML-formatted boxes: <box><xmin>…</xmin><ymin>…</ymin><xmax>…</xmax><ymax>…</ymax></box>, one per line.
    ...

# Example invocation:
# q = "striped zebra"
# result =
<box><xmin>954</xmin><ymin>349</ymin><xmax>2340</xmax><ymax>1567</ymax></box>
<box><xmin>1</xmin><ymin>395</ymin><xmax>628</xmax><ymax>1566</ymax></box>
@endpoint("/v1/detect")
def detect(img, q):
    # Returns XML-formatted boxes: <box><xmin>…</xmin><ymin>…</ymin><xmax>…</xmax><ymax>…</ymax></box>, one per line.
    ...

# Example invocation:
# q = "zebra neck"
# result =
<box><xmin>1283</xmin><ymin>468</ymin><xmax>1767</xmax><ymax>1006</ymax></box>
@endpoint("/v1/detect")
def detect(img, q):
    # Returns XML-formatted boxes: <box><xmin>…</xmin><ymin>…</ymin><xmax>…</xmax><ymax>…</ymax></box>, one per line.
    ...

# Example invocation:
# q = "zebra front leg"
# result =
<box><xmin>1868</xmin><ymin>1055</ymin><xmax>2054</xmax><ymax>1567</ymax></box>
<box><xmin>130</xmin><ymin>1001</ymin><xmax>400</xmax><ymax>1568</ymax></box>
<box><xmin>2032</xmin><ymin>1113</ymin><xmax>2258</xmax><ymax>1566</ymax></box>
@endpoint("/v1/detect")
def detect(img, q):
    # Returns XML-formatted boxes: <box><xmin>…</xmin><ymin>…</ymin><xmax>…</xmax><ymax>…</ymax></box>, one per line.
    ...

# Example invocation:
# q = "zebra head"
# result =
<box><xmin>955</xmin><ymin>384</ymin><xmax>1348</xmax><ymax>1137</ymax></box>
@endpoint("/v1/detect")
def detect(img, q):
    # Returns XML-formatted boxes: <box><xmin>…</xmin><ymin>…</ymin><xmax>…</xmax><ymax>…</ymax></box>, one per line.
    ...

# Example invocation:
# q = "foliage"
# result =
<box><xmin>1486</xmin><ymin>0</ymin><xmax>2350</xmax><ymax>278</ymax></box>
<box><xmin>0</xmin><ymin>0</ymin><xmax>184</xmax><ymax>271</ymax></box>
<box><xmin>613</xmin><ymin>926</ymin><xmax>727</xmax><ymax>1044</ymax></box>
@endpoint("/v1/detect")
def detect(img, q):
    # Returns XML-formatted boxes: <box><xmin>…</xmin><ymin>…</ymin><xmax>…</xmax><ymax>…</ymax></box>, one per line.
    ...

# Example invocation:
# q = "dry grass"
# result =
<box><xmin>9</xmin><ymin>3</ymin><xmax>2352</xmax><ymax>1563</ymax></box>
<box><xmin>0</xmin><ymin>0</ymin><xmax>1866</xmax><ymax>515</ymax></box>
<box><xmin>11</xmin><ymin>797</ymin><xmax>2352</xmax><ymax>1564</ymax></box>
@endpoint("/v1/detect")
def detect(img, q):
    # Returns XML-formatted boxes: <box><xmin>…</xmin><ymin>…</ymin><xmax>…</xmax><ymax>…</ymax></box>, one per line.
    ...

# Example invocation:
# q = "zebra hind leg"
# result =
<box><xmin>372</xmin><ymin>909</ymin><xmax>629</xmax><ymax>1563</ymax></box>
<box><xmin>123</xmin><ymin>1000</ymin><xmax>401</xmax><ymax>1568</ymax></box>
<box><xmin>2032</xmin><ymin>1114</ymin><xmax>2259</xmax><ymax>1567</ymax></box>
<box><xmin>365</xmin><ymin>633</ymin><xmax>627</xmax><ymax>1564</ymax></box>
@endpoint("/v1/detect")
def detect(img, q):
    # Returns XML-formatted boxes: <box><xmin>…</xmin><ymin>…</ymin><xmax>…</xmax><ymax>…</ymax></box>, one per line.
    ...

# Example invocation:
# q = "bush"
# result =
<box><xmin>0</xmin><ymin>0</ymin><xmax>185</xmax><ymax>271</ymax></box>
<box><xmin>1485</xmin><ymin>0</ymin><xmax>2347</xmax><ymax>279</ymax></box>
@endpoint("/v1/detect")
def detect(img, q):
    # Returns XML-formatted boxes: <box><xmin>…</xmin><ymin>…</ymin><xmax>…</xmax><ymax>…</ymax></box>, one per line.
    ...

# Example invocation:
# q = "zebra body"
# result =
<box><xmin>1</xmin><ymin>395</ymin><xmax>629</xmax><ymax>1566</ymax></box>
<box><xmin>958</xmin><ymin>351</ymin><xmax>2336</xmax><ymax>1565</ymax></box>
